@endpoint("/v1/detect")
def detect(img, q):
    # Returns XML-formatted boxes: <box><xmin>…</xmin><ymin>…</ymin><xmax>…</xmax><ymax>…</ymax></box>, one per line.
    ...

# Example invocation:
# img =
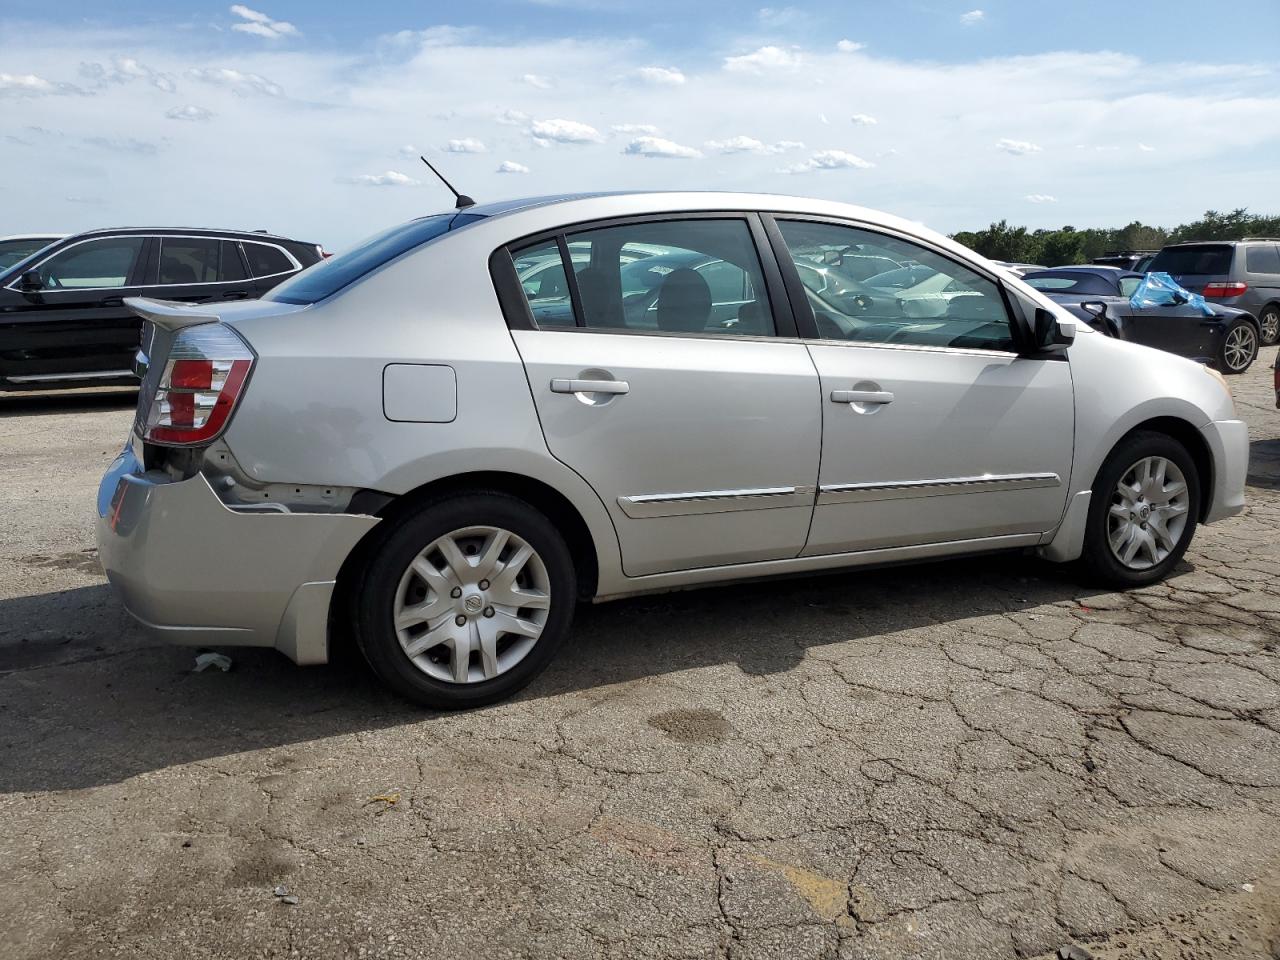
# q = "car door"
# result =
<box><xmin>766</xmin><ymin>216</ymin><xmax>1073</xmax><ymax>555</ymax></box>
<box><xmin>147</xmin><ymin>236</ymin><xmax>257</xmax><ymax>305</ymax></box>
<box><xmin>0</xmin><ymin>234</ymin><xmax>149</xmax><ymax>382</ymax></box>
<box><xmin>499</xmin><ymin>214</ymin><xmax>821</xmax><ymax>577</ymax></box>
<box><xmin>1120</xmin><ymin>299</ymin><xmax>1213</xmax><ymax>360</ymax></box>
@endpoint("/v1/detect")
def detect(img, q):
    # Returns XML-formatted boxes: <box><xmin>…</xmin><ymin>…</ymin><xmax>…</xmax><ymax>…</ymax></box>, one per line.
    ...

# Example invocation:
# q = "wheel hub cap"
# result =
<box><xmin>393</xmin><ymin>525</ymin><xmax>551</xmax><ymax>685</ymax></box>
<box><xmin>1107</xmin><ymin>456</ymin><xmax>1190</xmax><ymax>570</ymax></box>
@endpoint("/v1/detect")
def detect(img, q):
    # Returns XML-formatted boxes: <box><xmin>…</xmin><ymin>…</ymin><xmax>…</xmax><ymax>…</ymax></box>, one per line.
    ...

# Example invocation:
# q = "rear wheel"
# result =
<box><xmin>1216</xmin><ymin>320</ymin><xmax>1257</xmax><ymax>374</ymax></box>
<box><xmin>1080</xmin><ymin>431</ymin><xmax>1200</xmax><ymax>588</ymax></box>
<box><xmin>1259</xmin><ymin>306</ymin><xmax>1280</xmax><ymax>346</ymax></box>
<box><xmin>353</xmin><ymin>493</ymin><xmax>576</xmax><ymax>709</ymax></box>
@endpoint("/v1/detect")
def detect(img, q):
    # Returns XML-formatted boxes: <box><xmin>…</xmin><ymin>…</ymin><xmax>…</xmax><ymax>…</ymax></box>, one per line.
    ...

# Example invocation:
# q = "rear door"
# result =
<box><xmin>0</xmin><ymin>234</ymin><xmax>149</xmax><ymax>383</ymax></box>
<box><xmin>500</xmin><ymin>214</ymin><xmax>822</xmax><ymax>577</ymax></box>
<box><xmin>146</xmin><ymin>236</ymin><xmax>257</xmax><ymax>305</ymax></box>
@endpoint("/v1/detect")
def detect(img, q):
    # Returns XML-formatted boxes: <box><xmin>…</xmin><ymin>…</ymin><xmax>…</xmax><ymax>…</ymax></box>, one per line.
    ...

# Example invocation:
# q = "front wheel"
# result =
<box><xmin>1079</xmin><ymin>431</ymin><xmax>1200</xmax><ymax>588</ymax></box>
<box><xmin>1216</xmin><ymin>320</ymin><xmax>1258</xmax><ymax>374</ymax></box>
<box><xmin>1259</xmin><ymin>306</ymin><xmax>1279</xmax><ymax>346</ymax></box>
<box><xmin>353</xmin><ymin>493</ymin><xmax>576</xmax><ymax>709</ymax></box>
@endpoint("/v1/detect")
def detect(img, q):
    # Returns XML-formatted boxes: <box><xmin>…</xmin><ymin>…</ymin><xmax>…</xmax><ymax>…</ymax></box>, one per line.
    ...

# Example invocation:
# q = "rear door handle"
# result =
<box><xmin>831</xmin><ymin>389</ymin><xmax>894</xmax><ymax>405</ymax></box>
<box><xmin>551</xmin><ymin>378</ymin><xmax>629</xmax><ymax>395</ymax></box>
<box><xmin>100</xmin><ymin>297</ymin><xmax>124</xmax><ymax>307</ymax></box>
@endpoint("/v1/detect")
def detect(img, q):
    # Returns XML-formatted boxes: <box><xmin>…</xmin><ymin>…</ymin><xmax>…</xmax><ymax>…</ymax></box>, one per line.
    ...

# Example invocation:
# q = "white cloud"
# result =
<box><xmin>850</xmin><ymin>113</ymin><xmax>878</xmax><ymax>126</ymax></box>
<box><xmin>612</xmin><ymin>123</ymin><xmax>660</xmax><ymax>135</ymax></box>
<box><xmin>495</xmin><ymin>109</ymin><xmax>530</xmax><ymax>126</ymax></box>
<box><xmin>723</xmin><ymin>46</ymin><xmax>800</xmax><ymax>73</ymax></box>
<box><xmin>348</xmin><ymin>170</ymin><xmax>419</xmax><ymax>187</ymax></box>
<box><xmin>187</xmin><ymin>67</ymin><xmax>284</xmax><ymax>97</ymax></box>
<box><xmin>836</xmin><ymin>40</ymin><xmax>865</xmax><ymax>53</ymax></box>
<box><xmin>0</xmin><ymin>73</ymin><xmax>56</xmax><ymax>96</ymax></box>
<box><xmin>996</xmin><ymin>138</ymin><xmax>1042</xmax><ymax>155</ymax></box>
<box><xmin>1025</xmin><ymin>194</ymin><xmax>1057</xmax><ymax>203</ymax></box>
<box><xmin>530</xmin><ymin>117</ymin><xmax>604</xmax><ymax>144</ymax></box>
<box><xmin>80</xmin><ymin>58</ymin><xmax>174</xmax><ymax>92</ymax></box>
<box><xmin>960</xmin><ymin>9</ymin><xmax>985</xmax><ymax>25</ymax></box>
<box><xmin>705</xmin><ymin>136</ymin><xmax>804</xmax><ymax>155</ymax></box>
<box><xmin>623</xmin><ymin>136</ymin><xmax>702</xmax><ymax>159</ymax></box>
<box><xmin>497</xmin><ymin>160</ymin><xmax>530</xmax><ymax>174</ymax></box>
<box><xmin>634</xmin><ymin>66</ymin><xmax>685</xmax><ymax>85</ymax></box>
<box><xmin>1138</xmin><ymin>142</ymin><xmax>1156</xmax><ymax>152</ymax></box>
<box><xmin>779</xmin><ymin>149</ymin><xmax>874</xmax><ymax>173</ymax></box>
<box><xmin>758</xmin><ymin>7</ymin><xmax>803</xmax><ymax>27</ymax></box>
<box><xmin>166</xmin><ymin>105</ymin><xmax>214</xmax><ymax>121</ymax></box>
<box><xmin>522</xmin><ymin>73</ymin><xmax>552</xmax><ymax>89</ymax></box>
<box><xmin>398</xmin><ymin>144</ymin><xmax>419</xmax><ymax>156</ymax></box>
<box><xmin>230</xmin><ymin>4</ymin><xmax>299</xmax><ymax>40</ymax></box>
<box><xmin>445</xmin><ymin>137</ymin><xmax>487</xmax><ymax>153</ymax></box>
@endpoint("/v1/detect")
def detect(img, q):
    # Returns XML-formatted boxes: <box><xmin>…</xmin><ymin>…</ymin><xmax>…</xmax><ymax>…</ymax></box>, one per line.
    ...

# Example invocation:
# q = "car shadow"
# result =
<box><xmin>0</xmin><ymin>552</ymin><xmax>1118</xmax><ymax>793</ymax></box>
<box><xmin>1248</xmin><ymin>438</ymin><xmax>1280</xmax><ymax>489</ymax></box>
<box><xmin>0</xmin><ymin>387</ymin><xmax>138</xmax><ymax>415</ymax></box>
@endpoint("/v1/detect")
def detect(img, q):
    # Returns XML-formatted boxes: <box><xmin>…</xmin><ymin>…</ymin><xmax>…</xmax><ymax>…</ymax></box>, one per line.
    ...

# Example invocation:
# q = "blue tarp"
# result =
<box><xmin>1129</xmin><ymin>271</ymin><xmax>1213</xmax><ymax>316</ymax></box>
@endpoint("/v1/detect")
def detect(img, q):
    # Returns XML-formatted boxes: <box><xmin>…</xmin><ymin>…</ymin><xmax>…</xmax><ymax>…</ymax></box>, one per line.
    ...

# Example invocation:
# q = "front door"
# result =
<box><xmin>769</xmin><ymin>217</ymin><xmax>1074</xmax><ymax>555</ymax></box>
<box><xmin>1121</xmin><ymin>303</ymin><xmax>1212</xmax><ymax>361</ymax></box>
<box><xmin>506</xmin><ymin>215</ymin><xmax>821</xmax><ymax>577</ymax></box>
<box><xmin>0</xmin><ymin>235</ymin><xmax>149</xmax><ymax>383</ymax></box>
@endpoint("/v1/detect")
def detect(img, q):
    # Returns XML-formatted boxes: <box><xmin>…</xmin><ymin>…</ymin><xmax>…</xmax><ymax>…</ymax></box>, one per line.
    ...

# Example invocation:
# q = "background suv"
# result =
<box><xmin>1148</xmin><ymin>238</ymin><xmax>1280</xmax><ymax>345</ymax></box>
<box><xmin>0</xmin><ymin>227</ymin><xmax>324</xmax><ymax>391</ymax></box>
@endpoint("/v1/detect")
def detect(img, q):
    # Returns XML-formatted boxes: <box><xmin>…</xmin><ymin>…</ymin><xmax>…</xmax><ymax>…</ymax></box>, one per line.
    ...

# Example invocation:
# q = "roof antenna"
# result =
<box><xmin>419</xmin><ymin>155</ymin><xmax>475</xmax><ymax>209</ymax></box>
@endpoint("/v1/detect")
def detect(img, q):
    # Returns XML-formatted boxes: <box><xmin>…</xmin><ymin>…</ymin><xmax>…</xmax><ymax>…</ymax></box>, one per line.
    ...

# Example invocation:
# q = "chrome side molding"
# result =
<box><xmin>819</xmin><ymin>472</ymin><xmax>1061</xmax><ymax>504</ymax></box>
<box><xmin>619</xmin><ymin>485</ymin><xmax>816</xmax><ymax>518</ymax></box>
<box><xmin>6</xmin><ymin>369</ymin><xmax>135</xmax><ymax>383</ymax></box>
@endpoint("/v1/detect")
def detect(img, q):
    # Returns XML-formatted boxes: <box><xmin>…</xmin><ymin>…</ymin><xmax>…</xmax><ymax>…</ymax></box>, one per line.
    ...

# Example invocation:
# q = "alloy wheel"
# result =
<box><xmin>1261</xmin><ymin>308</ymin><xmax>1279</xmax><ymax>346</ymax></box>
<box><xmin>1107</xmin><ymin>456</ymin><xmax>1190</xmax><ymax>570</ymax></box>
<box><xmin>393</xmin><ymin>525</ymin><xmax>551</xmax><ymax>684</ymax></box>
<box><xmin>1222</xmin><ymin>324</ymin><xmax>1257</xmax><ymax>372</ymax></box>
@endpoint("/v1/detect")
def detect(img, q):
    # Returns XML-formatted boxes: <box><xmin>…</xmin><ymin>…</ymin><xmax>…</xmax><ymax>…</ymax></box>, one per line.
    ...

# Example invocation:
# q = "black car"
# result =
<box><xmin>0</xmin><ymin>227</ymin><xmax>323</xmax><ymax>390</ymax></box>
<box><xmin>1022</xmin><ymin>265</ymin><xmax>1261</xmax><ymax>375</ymax></box>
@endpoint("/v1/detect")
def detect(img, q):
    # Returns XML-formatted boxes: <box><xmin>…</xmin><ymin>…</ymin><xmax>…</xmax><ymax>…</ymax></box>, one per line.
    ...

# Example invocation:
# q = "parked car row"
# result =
<box><xmin>0</xmin><ymin>226</ymin><xmax>324</xmax><ymax>390</ymax></box>
<box><xmin>91</xmin><ymin>191</ymin><xmax>1249</xmax><ymax>709</ymax></box>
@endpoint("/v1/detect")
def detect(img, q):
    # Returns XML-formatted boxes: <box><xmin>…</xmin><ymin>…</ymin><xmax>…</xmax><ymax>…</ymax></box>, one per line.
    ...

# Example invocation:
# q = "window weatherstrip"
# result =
<box><xmin>818</xmin><ymin>472</ymin><xmax>1060</xmax><ymax>505</ymax></box>
<box><xmin>618</xmin><ymin>485</ymin><xmax>815</xmax><ymax>518</ymax></box>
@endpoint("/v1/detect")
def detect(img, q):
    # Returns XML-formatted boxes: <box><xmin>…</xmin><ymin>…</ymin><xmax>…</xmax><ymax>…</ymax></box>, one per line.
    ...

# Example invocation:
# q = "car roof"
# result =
<box><xmin>61</xmin><ymin>226</ymin><xmax>311</xmax><ymax>243</ymax></box>
<box><xmin>0</xmin><ymin>233</ymin><xmax>66</xmax><ymax>241</ymax></box>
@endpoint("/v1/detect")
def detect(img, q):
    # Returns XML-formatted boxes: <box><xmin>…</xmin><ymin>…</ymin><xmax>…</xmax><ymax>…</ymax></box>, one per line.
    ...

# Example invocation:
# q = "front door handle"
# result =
<box><xmin>551</xmin><ymin>378</ymin><xmax>630</xmax><ymax>395</ymax></box>
<box><xmin>222</xmin><ymin>291</ymin><xmax>253</xmax><ymax>301</ymax></box>
<box><xmin>831</xmin><ymin>389</ymin><xmax>894</xmax><ymax>405</ymax></box>
<box><xmin>100</xmin><ymin>297</ymin><xmax>124</xmax><ymax>307</ymax></box>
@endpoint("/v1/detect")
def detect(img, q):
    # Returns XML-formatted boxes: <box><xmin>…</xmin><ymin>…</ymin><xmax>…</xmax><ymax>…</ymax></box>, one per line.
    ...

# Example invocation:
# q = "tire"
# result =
<box><xmin>353</xmin><ymin>492</ymin><xmax>576</xmax><ymax>709</ymax></box>
<box><xmin>1215</xmin><ymin>319</ymin><xmax>1258</xmax><ymax>375</ymax></box>
<box><xmin>1079</xmin><ymin>431</ymin><xmax>1200</xmax><ymax>588</ymax></box>
<box><xmin>1260</xmin><ymin>305</ymin><xmax>1280</xmax><ymax>347</ymax></box>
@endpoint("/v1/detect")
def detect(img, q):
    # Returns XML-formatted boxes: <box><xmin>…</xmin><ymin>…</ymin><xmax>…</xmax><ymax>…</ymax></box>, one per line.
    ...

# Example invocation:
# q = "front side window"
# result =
<box><xmin>157</xmin><ymin>238</ymin><xmax>247</xmax><ymax>284</ymax></box>
<box><xmin>776</xmin><ymin>220</ymin><xmax>1014</xmax><ymax>351</ymax></box>
<box><xmin>513</xmin><ymin>218</ymin><xmax>776</xmax><ymax>337</ymax></box>
<box><xmin>35</xmin><ymin>237</ymin><xmax>145</xmax><ymax>289</ymax></box>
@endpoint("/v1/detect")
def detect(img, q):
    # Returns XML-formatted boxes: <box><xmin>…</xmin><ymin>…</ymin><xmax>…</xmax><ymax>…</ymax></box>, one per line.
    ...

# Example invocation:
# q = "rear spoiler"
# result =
<box><xmin>124</xmin><ymin>296</ymin><xmax>221</xmax><ymax>331</ymax></box>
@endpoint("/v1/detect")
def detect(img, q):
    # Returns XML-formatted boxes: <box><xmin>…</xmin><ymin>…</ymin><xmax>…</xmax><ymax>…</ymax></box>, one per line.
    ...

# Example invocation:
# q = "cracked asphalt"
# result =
<box><xmin>2</xmin><ymin>349</ymin><xmax>1279</xmax><ymax>960</ymax></box>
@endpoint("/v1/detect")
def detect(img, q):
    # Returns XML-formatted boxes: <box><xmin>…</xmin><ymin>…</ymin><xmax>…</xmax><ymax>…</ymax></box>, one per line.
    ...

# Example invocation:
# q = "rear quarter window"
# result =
<box><xmin>1149</xmin><ymin>245</ymin><xmax>1233</xmax><ymax>275</ymax></box>
<box><xmin>1245</xmin><ymin>244</ymin><xmax>1280</xmax><ymax>275</ymax></box>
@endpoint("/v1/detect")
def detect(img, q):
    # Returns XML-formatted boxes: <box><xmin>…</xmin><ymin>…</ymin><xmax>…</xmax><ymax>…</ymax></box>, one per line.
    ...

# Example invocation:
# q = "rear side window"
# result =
<box><xmin>513</xmin><ymin>218</ymin><xmax>776</xmax><ymax>337</ymax></box>
<box><xmin>1149</xmin><ymin>245</ymin><xmax>1233</xmax><ymax>275</ymax></box>
<box><xmin>1245</xmin><ymin>244</ymin><xmax>1280</xmax><ymax>275</ymax></box>
<box><xmin>243</xmin><ymin>242</ymin><xmax>295</xmax><ymax>278</ymax></box>
<box><xmin>266</xmin><ymin>213</ymin><xmax>483</xmax><ymax>305</ymax></box>
<box><xmin>158</xmin><ymin>238</ymin><xmax>247</xmax><ymax>284</ymax></box>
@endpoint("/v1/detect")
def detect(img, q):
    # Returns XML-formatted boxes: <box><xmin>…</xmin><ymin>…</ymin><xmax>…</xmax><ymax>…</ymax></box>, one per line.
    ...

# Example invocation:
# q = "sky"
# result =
<box><xmin>2</xmin><ymin>1</ymin><xmax>1279</xmax><ymax>250</ymax></box>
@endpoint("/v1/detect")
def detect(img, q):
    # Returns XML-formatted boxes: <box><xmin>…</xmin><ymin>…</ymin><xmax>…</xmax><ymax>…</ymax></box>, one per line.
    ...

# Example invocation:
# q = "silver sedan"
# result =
<box><xmin>97</xmin><ymin>192</ymin><xmax>1249</xmax><ymax>708</ymax></box>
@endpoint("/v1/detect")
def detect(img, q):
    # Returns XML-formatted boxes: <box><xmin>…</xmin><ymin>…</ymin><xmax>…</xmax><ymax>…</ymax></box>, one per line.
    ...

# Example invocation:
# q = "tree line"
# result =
<box><xmin>951</xmin><ymin>208</ymin><xmax>1280</xmax><ymax>266</ymax></box>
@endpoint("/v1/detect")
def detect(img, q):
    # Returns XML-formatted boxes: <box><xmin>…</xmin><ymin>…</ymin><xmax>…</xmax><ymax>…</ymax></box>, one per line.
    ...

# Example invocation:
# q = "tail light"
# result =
<box><xmin>1202</xmin><ymin>281</ymin><xmax>1248</xmax><ymax>298</ymax></box>
<box><xmin>141</xmin><ymin>323</ymin><xmax>254</xmax><ymax>446</ymax></box>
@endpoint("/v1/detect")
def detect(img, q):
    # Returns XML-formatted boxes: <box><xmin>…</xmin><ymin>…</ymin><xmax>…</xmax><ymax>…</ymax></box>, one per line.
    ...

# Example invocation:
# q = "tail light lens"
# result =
<box><xmin>1203</xmin><ymin>281</ymin><xmax>1248</xmax><ymax>298</ymax></box>
<box><xmin>142</xmin><ymin>323</ymin><xmax>255</xmax><ymax>446</ymax></box>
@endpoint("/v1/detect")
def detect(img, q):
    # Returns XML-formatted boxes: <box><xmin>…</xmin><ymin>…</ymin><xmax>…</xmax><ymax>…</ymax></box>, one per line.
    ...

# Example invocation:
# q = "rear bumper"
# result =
<box><xmin>95</xmin><ymin>446</ymin><xmax>379</xmax><ymax>664</ymax></box>
<box><xmin>1200</xmin><ymin>418</ymin><xmax>1248</xmax><ymax>524</ymax></box>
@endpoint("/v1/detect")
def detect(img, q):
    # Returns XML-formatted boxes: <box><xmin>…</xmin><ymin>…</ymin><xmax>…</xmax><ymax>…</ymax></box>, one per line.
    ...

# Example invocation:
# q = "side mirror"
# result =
<box><xmin>19</xmin><ymin>269</ymin><xmax>43</xmax><ymax>292</ymax></box>
<box><xmin>1171</xmin><ymin>290</ymin><xmax>1189</xmax><ymax>305</ymax></box>
<box><xmin>1031</xmin><ymin>307</ymin><xmax>1076</xmax><ymax>351</ymax></box>
<box><xmin>1078</xmin><ymin>300</ymin><xmax>1120</xmax><ymax>338</ymax></box>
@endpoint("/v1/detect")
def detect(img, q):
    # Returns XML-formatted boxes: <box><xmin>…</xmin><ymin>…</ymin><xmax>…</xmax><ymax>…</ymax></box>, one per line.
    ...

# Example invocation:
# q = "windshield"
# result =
<box><xmin>1148</xmin><ymin>245</ymin><xmax>1233</xmax><ymax>276</ymax></box>
<box><xmin>1023</xmin><ymin>272</ymin><xmax>1116</xmax><ymax>295</ymax></box>
<box><xmin>265</xmin><ymin>212</ymin><xmax>484</xmax><ymax>305</ymax></box>
<box><xmin>0</xmin><ymin>237</ymin><xmax>59</xmax><ymax>273</ymax></box>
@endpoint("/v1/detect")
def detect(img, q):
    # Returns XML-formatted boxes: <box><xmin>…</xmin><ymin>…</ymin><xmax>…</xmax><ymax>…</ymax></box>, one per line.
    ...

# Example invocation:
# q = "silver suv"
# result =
<box><xmin>96</xmin><ymin>193</ymin><xmax>1248</xmax><ymax>709</ymax></box>
<box><xmin>1148</xmin><ymin>239</ymin><xmax>1280</xmax><ymax>345</ymax></box>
